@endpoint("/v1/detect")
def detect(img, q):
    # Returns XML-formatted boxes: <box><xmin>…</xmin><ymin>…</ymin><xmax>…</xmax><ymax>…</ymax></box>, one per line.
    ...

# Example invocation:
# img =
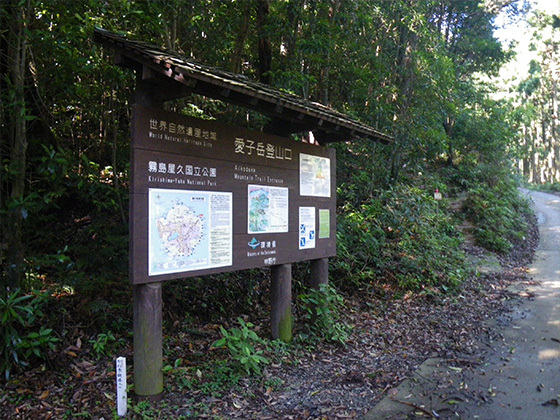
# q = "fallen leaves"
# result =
<box><xmin>542</xmin><ymin>398</ymin><xmax>559</xmax><ymax>407</ymax></box>
<box><xmin>0</xmin><ymin>233</ymin><xmax>538</xmax><ymax>419</ymax></box>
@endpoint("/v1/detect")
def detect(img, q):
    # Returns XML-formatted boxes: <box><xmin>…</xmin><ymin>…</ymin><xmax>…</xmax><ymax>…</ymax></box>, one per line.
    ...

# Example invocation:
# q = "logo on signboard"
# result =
<box><xmin>248</xmin><ymin>237</ymin><xmax>261</xmax><ymax>249</ymax></box>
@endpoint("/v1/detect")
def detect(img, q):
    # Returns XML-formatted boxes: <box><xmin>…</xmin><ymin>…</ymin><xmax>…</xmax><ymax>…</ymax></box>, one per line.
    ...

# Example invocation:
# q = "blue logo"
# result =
<box><xmin>248</xmin><ymin>237</ymin><xmax>260</xmax><ymax>249</ymax></box>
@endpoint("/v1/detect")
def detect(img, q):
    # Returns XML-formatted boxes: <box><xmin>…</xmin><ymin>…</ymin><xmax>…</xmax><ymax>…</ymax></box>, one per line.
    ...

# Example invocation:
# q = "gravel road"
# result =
<box><xmin>454</xmin><ymin>190</ymin><xmax>560</xmax><ymax>419</ymax></box>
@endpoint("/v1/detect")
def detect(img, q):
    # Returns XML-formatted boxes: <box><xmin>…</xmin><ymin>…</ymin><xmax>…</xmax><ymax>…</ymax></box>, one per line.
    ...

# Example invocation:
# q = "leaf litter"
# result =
<box><xmin>0</xmin><ymin>218</ymin><xmax>538</xmax><ymax>420</ymax></box>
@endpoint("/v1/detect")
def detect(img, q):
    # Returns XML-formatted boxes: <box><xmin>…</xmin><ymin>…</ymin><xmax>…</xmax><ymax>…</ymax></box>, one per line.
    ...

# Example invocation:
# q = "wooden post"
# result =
<box><xmin>270</xmin><ymin>264</ymin><xmax>293</xmax><ymax>342</ymax></box>
<box><xmin>131</xmin><ymin>74</ymin><xmax>165</xmax><ymax>400</ymax></box>
<box><xmin>309</xmin><ymin>258</ymin><xmax>329</xmax><ymax>290</ymax></box>
<box><xmin>309</xmin><ymin>258</ymin><xmax>329</xmax><ymax>323</ymax></box>
<box><xmin>133</xmin><ymin>282</ymin><xmax>163</xmax><ymax>399</ymax></box>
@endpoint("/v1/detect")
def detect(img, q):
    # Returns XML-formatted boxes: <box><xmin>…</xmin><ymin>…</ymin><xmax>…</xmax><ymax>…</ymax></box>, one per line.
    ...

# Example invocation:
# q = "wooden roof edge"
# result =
<box><xmin>93</xmin><ymin>27</ymin><xmax>394</xmax><ymax>144</ymax></box>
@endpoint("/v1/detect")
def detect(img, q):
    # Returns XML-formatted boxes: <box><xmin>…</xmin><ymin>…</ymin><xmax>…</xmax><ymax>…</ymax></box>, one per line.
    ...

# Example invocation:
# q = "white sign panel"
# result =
<box><xmin>300</xmin><ymin>153</ymin><xmax>331</xmax><ymax>197</ymax></box>
<box><xmin>299</xmin><ymin>206</ymin><xmax>316</xmax><ymax>250</ymax></box>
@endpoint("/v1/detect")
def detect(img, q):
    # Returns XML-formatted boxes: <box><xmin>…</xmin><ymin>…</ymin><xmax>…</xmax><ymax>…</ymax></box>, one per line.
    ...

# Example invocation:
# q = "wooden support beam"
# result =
<box><xmin>309</xmin><ymin>258</ymin><xmax>329</xmax><ymax>290</ymax></box>
<box><xmin>135</xmin><ymin>80</ymin><xmax>164</xmax><ymax>109</ymax></box>
<box><xmin>132</xmin><ymin>82</ymin><xmax>163</xmax><ymax>400</ymax></box>
<box><xmin>114</xmin><ymin>52</ymin><xmax>140</xmax><ymax>70</ymax></box>
<box><xmin>141</xmin><ymin>65</ymin><xmax>160</xmax><ymax>82</ymax></box>
<box><xmin>133</xmin><ymin>282</ymin><xmax>163</xmax><ymax>400</ymax></box>
<box><xmin>309</xmin><ymin>258</ymin><xmax>329</xmax><ymax>323</ymax></box>
<box><xmin>270</xmin><ymin>264</ymin><xmax>293</xmax><ymax>342</ymax></box>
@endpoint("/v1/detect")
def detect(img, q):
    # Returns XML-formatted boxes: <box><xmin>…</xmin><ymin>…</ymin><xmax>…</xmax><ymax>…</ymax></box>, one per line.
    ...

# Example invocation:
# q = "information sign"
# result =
<box><xmin>130</xmin><ymin>105</ymin><xmax>336</xmax><ymax>284</ymax></box>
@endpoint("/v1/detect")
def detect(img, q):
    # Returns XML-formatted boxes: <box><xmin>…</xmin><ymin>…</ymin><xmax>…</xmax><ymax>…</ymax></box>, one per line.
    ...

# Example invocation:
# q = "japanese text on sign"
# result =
<box><xmin>234</xmin><ymin>137</ymin><xmax>293</xmax><ymax>160</ymax></box>
<box><xmin>149</xmin><ymin>118</ymin><xmax>217</xmax><ymax>140</ymax></box>
<box><xmin>148</xmin><ymin>161</ymin><xmax>217</xmax><ymax>177</ymax></box>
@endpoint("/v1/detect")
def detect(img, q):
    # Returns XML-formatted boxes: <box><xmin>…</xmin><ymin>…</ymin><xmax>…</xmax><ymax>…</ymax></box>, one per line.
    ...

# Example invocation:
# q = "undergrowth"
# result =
<box><xmin>298</xmin><ymin>283</ymin><xmax>352</xmax><ymax>345</ymax></box>
<box><xmin>4</xmin><ymin>146</ymin><xmax>534</xmax><ymax>386</ymax></box>
<box><xmin>0</xmin><ymin>289</ymin><xmax>58</xmax><ymax>380</ymax></box>
<box><xmin>334</xmin><ymin>182</ymin><xmax>468</xmax><ymax>292</ymax></box>
<box><xmin>460</xmin><ymin>170</ymin><xmax>532</xmax><ymax>254</ymax></box>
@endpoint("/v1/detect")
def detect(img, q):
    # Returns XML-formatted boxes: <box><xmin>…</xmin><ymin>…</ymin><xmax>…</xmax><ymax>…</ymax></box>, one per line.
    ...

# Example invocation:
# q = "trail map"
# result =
<box><xmin>148</xmin><ymin>188</ymin><xmax>232</xmax><ymax>276</ymax></box>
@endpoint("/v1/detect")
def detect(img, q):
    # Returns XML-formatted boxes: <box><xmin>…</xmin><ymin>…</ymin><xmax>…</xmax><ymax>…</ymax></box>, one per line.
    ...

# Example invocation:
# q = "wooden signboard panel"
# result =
<box><xmin>130</xmin><ymin>105</ymin><xmax>336</xmax><ymax>284</ymax></box>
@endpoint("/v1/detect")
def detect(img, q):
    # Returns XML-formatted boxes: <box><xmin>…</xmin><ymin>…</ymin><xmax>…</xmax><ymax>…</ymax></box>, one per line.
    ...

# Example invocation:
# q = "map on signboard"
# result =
<box><xmin>149</xmin><ymin>188</ymin><xmax>232</xmax><ymax>276</ymax></box>
<box><xmin>248</xmin><ymin>185</ymin><xmax>289</xmax><ymax>234</ymax></box>
<box><xmin>300</xmin><ymin>153</ymin><xmax>331</xmax><ymax>197</ymax></box>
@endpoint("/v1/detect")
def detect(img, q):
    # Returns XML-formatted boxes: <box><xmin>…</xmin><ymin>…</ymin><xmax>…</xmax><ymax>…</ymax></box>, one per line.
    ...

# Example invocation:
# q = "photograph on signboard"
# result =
<box><xmin>148</xmin><ymin>188</ymin><xmax>232</xmax><ymax>276</ymax></box>
<box><xmin>299</xmin><ymin>153</ymin><xmax>331</xmax><ymax>197</ymax></box>
<box><xmin>247</xmin><ymin>185</ymin><xmax>289</xmax><ymax>234</ymax></box>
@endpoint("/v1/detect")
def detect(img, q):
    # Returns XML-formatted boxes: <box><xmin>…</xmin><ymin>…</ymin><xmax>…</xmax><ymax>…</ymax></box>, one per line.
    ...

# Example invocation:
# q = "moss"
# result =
<box><xmin>277</xmin><ymin>307</ymin><xmax>293</xmax><ymax>343</ymax></box>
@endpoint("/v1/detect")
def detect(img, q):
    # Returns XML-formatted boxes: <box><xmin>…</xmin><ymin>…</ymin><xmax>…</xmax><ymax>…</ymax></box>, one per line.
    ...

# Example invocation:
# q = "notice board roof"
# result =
<box><xmin>93</xmin><ymin>27</ymin><xmax>393</xmax><ymax>145</ymax></box>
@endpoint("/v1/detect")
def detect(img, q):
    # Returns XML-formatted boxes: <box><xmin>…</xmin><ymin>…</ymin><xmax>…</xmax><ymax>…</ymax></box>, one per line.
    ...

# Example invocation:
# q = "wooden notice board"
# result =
<box><xmin>130</xmin><ymin>105</ymin><xmax>336</xmax><ymax>284</ymax></box>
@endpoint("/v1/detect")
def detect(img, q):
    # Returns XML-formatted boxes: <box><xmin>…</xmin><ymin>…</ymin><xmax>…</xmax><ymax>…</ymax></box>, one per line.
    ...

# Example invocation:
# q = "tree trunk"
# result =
<box><xmin>256</xmin><ymin>0</ymin><xmax>272</xmax><ymax>84</ymax></box>
<box><xmin>444</xmin><ymin>116</ymin><xmax>456</xmax><ymax>166</ymax></box>
<box><xmin>281</xmin><ymin>0</ymin><xmax>304</xmax><ymax>69</ymax></box>
<box><xmin>230</xmin><ymin>2</ymin><xmax>252</xmax><ymax>74</ymax></box>
<box><xmin>0</xmin><ymin>1</ymin><xmax>29</xmax><ymax>289</ymax></box>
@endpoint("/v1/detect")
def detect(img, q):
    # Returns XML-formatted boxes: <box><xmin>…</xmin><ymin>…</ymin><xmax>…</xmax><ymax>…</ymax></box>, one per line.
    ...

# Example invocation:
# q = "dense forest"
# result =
<box><xmin>509</xmin><ymin>3</ymin><xmax>560</xmax><ymax>182</ymax></box>
<box><xmin>0</xmin><ymin>0</ymin><xmax>557</xmax><ymax>418</ymax></box>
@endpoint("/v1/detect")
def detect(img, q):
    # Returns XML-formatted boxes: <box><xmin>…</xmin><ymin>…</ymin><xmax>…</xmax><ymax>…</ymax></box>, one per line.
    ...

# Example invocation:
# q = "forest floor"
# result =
<box><xmin>0</xmin><ymin>211</ymin><xmax>539</xmax><ymax>420</ymax></box>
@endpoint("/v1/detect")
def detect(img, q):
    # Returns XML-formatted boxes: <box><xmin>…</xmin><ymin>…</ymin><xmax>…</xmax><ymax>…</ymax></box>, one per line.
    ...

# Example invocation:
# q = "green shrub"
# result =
<box><xmin>89</xmin><ymin>331</ymin><xmax>118</xmax><ymax>358</ymax></box>
<box><xmin>164</xmin><ymin>358</ymin><xmax>242</xmax><ymax>397</ymax></box>
<box><xmin>0</xmin><ymin>289</ymin><xmax>58</xmax><ymax>380</ymax></box>
<box><xmin>212</xmin><ymin>318</ymin><xmax>269</xmax><ymax>375</ymax></box>
<box><xmin>298</xmin><ymin>283</ymin><xmax>352</xmax><ymax>345</ymax></box>
<box><xmin>22</xmin><ymin>145</ymin><xmax>129</xmax><ymax>299</ymax></box>
<box><xmin>462</xmin><ymin>179</ymin><xmax>531</xmax><ymax>253</ymax></box>
<box><xmin>334</xmin><ymin>184</ymin><xmax>468</xmax><ymax>292</ymax></box>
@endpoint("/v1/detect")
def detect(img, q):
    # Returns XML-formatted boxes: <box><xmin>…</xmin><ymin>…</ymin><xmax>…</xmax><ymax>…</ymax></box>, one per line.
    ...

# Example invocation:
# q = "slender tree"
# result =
<box><xmin>0</xmin><ymin>0</ymin><xmax>31</xmax><ymax>289</ymax></box>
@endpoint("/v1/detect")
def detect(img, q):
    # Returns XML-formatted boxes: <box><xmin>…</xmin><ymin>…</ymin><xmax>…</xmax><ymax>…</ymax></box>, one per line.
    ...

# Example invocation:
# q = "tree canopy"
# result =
<box><xmin>0</xmin><ymin>0</ymin><xmax>535</xmax><ymax>291</ymax></box>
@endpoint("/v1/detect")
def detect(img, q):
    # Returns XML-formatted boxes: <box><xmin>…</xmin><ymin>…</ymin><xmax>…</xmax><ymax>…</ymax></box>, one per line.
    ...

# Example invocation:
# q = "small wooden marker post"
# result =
<box><xmin>116</xmin><ymin>356</ymin><xmax>127</xmax><ymax>416</ymax></box>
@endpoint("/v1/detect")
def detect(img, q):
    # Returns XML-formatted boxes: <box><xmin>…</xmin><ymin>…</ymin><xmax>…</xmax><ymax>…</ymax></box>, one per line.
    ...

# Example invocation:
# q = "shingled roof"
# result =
<box><xmin>93</xmin><ymin>27</ymin><xmax>393</xmax><ymax>145</ymax></box>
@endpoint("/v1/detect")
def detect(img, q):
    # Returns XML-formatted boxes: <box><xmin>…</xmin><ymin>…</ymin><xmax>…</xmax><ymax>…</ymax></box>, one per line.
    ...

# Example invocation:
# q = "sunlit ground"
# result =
<box><xmin>539</xmin><ymin>348</ymin><xmax>560</xmax><ymax>360</ymax></box>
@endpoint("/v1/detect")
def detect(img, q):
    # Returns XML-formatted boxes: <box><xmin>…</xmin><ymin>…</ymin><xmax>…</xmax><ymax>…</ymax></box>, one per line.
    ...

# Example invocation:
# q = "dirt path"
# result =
<box><xmin>453</xmin><ymin>189</ymin><xmax>560</xmax><ymax>419</ymax></box>
<box><xmin>364</xmin><ymin>190</ymin><xmax>560</xmax><ymax>420</ymax></box>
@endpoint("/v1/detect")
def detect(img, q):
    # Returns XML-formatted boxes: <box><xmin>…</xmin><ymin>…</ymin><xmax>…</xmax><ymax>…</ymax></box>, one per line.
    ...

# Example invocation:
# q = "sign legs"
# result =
<box><xmin>133</xmin><ymin>282</ymin><xmax>163</xmax><ymax>399</ymax></box>
<box><xmin>270</xmin><ymin>259</ymin><xmax>328</xmax><ymax>342</ymax></box>
<box><xmin>270</xmin><ymin>264</ymin><xmax>293</xmax><ymax>342</ymax></box>
<box><xmin>310</xmin><ymin>258</ymin><xmax>329</xmax><ymax>289</ymax></box>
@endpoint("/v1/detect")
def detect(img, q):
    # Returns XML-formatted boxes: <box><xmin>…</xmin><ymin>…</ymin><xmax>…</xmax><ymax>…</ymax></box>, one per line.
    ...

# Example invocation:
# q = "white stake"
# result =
<box><xmin>116</xmin><ymin>357</ymin><xmax>127</xmax><ymax>417</ymax></box>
